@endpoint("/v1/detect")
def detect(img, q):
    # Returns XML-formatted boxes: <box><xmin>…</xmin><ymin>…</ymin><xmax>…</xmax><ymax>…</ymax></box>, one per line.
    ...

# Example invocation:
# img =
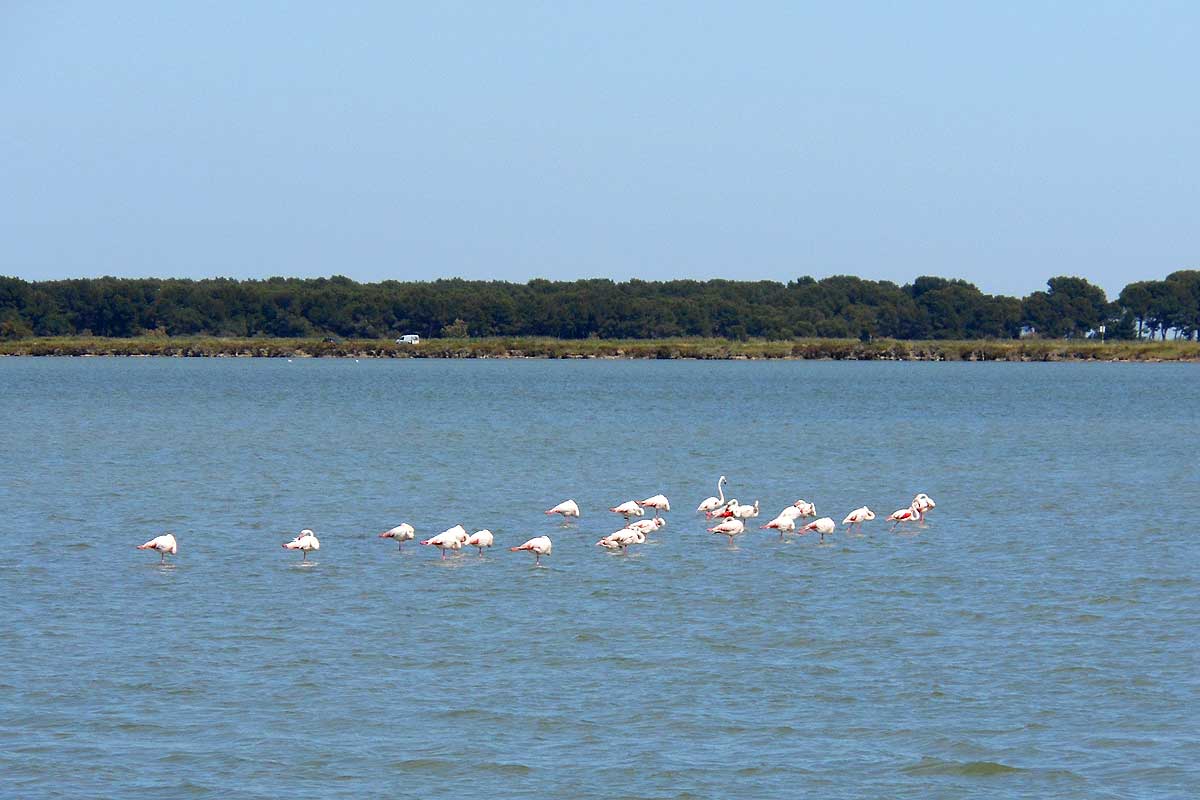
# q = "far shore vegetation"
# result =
<box><xmin>3</xmin><ymin>272</ymin><xmax>1200</xmax><ymax>345</ymax></box>
<box><xmin>3</xmin><ymin>335</ymin><xmax>1198</xmax><ymax>361</ymax></box>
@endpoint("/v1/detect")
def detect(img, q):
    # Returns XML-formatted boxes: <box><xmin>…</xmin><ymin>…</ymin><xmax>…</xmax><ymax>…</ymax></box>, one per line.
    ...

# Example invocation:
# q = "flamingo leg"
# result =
<box><xmin>302</xmin><ymin>550</ymin><xmax>307</xmax><ymax>561</ymax></box>
<box><xmin>159</xmin><ymin>551</ymin><xmax>165</xmax><ymax>564</ymax></box>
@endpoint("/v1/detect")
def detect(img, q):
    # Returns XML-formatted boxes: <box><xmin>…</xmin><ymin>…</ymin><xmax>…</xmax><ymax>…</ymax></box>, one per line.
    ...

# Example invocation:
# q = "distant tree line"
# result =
<box><xmin>1</xmin><ymin>271</ymin><xmax>1197</xmax><ymax>341</ymax></box>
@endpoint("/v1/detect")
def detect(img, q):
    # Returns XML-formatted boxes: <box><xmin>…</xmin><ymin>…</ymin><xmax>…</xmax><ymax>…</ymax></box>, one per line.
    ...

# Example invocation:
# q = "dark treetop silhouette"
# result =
<box><xmin>1</xmin><ymin>272</ymin><xmax>1197</xmax><ymax>342</ymax></box>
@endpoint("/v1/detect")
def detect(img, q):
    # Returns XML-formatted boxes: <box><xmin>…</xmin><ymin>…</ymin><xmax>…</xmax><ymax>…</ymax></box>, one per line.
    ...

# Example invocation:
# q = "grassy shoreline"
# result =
<box><xmin>1</xmin><ymin>335</ymin><xmax>1198</xmax><ymax>361</ymax></box>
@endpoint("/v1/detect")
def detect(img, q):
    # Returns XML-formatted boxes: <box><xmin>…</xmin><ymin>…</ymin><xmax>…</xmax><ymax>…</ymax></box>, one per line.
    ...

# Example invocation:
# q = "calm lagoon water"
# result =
<box><xmin>1</xmin><ymin>358</ymin><xmax>1198</xmax><ymax>799</ymax></box>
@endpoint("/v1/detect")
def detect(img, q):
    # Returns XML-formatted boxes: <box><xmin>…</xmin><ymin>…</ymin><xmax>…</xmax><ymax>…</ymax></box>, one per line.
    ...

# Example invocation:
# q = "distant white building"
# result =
<box><xmin>397</xmin><ymin>334</ymin><xmax>421</xmax><ymax>344</ymax></box>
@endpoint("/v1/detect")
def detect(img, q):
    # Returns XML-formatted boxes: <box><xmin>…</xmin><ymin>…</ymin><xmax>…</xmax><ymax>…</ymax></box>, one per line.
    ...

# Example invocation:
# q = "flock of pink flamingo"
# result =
<box><xmin>135</xmin><ymin>478</ymin><xmax>936</xmax><ymax>565</ymax></box>
<box><xmin>699</xmin><ymin>475</ymin><xmax>935</xmax><ymax>544</ymax></box>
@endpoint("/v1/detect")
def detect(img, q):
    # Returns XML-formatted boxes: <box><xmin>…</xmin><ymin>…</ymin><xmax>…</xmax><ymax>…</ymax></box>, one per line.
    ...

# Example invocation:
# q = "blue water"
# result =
<box><xmin>2</xmin><ymin>358</ymin><xmax>1198</xmax><ymax>799</ymax></box>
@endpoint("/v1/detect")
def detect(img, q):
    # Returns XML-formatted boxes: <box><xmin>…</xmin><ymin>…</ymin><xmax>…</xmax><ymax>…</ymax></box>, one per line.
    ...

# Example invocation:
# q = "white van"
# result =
<box><xmin>396</xmin><ymin>334</ymin><xmax>421</xmax><ymax>345</ymax></box>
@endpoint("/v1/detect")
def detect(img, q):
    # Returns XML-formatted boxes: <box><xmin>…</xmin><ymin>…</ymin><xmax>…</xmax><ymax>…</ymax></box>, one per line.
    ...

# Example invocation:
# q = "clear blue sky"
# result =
<box><xmin>3</xmin><ymin>2</ymin><xmax>1196</xmax><ymax>298</ymax></box>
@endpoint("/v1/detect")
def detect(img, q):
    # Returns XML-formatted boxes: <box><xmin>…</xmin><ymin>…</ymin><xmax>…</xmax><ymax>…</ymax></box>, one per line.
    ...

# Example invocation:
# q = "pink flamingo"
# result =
<box><xmin>841</xmin><ymin>507</ymin><xmax>875</xmax><ymax>534</ymax></box>
<box><xmin>545</xmin><ymin>500</ymin><xmax>581</xmax><ymax>521</ymax></box>
<box><xmin>609</xmin><ymin>500</ymin><xmax>644</xmax><ymax>520</ymax></box>
<box><xmin>734</xmin><ymin>500</ymin><xmax>760</xmax><ymax>523</ymax></box>
<box><xmin>886</xmin><ymin>506</ymin><xmax>920</xmax><ymax>532</ymax></box>
<box><xmin>638</xmin><ymin>494</ymin><xmax>670</xmax><ymax>519</ymax></box>
<box><xmin>799</xmin><ymin>517</ymin><xmax>836</xmax><ymax>543</ymax></box>
<box><xmin>282</xmin><ymin>530</ymin><xmax>320</xmax><ymax>560</ymax></box>
<box><xmin>420</xmin><ymin>525</ymin><xmax>466</xmax><ymax>560</ymax></box>
<box><xmin>790</xmin><ymin>500</ymin><xmax>816</xmax><ymax>518</ymax></box>
<box><xmin>710</xmin><ymin>499</ymin><xmax>740</xmax><ymax>519</ymax></box>
<box><xmin>708</xmin><ymin>518</ymin><xmax>745</xmax><ymax>543</ymax></box>
<box><xmin>465</xmin><ymin>529</ymin><xmax>494</xmax><ymax>555</ymax></box>
<box><xmin>136</xmin><ymin>533</ymin><xmax>178</xmax><ymax>564</ymax></box>
<box><xmin>511</xmin><ymin>536</ymin><xmax>553</xmax><ymax>565</ymax></box>
<box><xmin>760</xmin><ymin>514</ymin><xmax>797</xmax><ymax>537</ymax></box>
<box><xmin>596</xmin><ymin>528</ymin><xmax>645</xmax><ymax>553</ymax></box>
<box><xmin>378</xmin><ymin>523</ymin><xmax>415</xmax><ymax>550</ymax></box>
<box><xmin>912</xmin><ymin>493</ymin><xmax>936</xmax><ymax>522</ymax></box>
<box><xmin>626</xmin><ymin>517</ymin><xmax>666</xmax><ymax>535</ymax></box>
<box><xmin>696</xmin><ymin>476</ymin><xmax>728</xmax><ymax>515</ymax></box>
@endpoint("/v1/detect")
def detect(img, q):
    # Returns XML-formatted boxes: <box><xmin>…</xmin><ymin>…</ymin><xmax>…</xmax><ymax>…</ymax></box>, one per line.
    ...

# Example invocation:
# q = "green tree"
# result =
<box><xmin>1118</xmin><ymin>282</ymin><xmax>1154</xmax><ymax>338</ymax></box>
<box><xmin>1164</xmin><ymin>270</ymin><xmax>1200</xmax><ymax>340</ymax></box>
<box><xmin>1021</xmin><ymin>276</ymin><xmax>1108</xmax><ymax>338</ymax></box>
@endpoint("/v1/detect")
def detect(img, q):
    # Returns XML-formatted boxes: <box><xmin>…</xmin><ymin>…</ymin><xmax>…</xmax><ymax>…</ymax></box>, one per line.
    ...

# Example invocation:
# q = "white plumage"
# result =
<box><xmin>800</xmin><ymin>517</ymin><xmax>837</xmax><ymax>541</ymax></box>
<box><xmin>378</xmin><ymin>523</ymin><xmax>415</xmax><ymax>550</ymax></box>
<box><xmin>510</xmin><ymin>535</ymin><xmax>553</xmax><ymax>564</ymax></box>
<box><xmin>545</xmin><ymin>499</ymin><xmax>581</xmax><ymax>518</ymax></box>
<box><xmin>136</xmin><ymin>533</ymin><xmax>178</xmax><ymax>563</ymax></box>
<box><xmin>282</xmin><ymin>530</ymin><xmax>320</xmax><ymax>560</ymax></box>
<box><xmin>760</xmin><ymin>515</ymin><xmax>796</xmax><ymax>535</ymax></box>
<box><xmin>466</xmin><ymin>529</ymin><xmax>494</xmax><ymax>554</ymax></box>
<box><xmin>609</xmin><ymin>500</ymin><xmax>644</xmax><ymax>519</ymax></box>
